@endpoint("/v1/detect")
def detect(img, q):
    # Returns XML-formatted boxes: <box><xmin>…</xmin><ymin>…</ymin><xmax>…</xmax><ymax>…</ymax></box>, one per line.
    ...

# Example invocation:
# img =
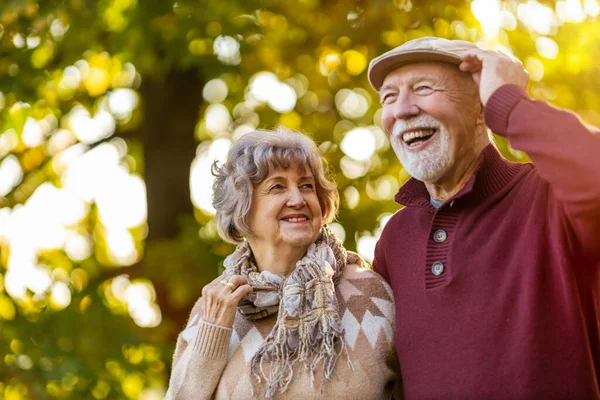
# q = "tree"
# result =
<box><xmin>1</xmin><ymin>0</ymin><xmax>599</xmax><ymax>398</ymax></box>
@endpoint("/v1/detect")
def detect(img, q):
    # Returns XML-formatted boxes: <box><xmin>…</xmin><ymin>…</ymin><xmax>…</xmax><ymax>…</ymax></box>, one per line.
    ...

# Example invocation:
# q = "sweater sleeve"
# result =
<box><xmin>484</xmin><ymin>84</ymin><xmax>600</xmax><ymax>252</ymax></box>
<box><xmin>373</xmin><ymin>213</ymin><xmax>398</xmax><ymax>283</ymax></box>
<box><xmin>164</xmin><ymin>298</ymin><xmax>232</xmax><ymax>400</ymax></box>
<box><xmin>373</xmin><ymin>235</ymin><xmax>391</xmax><ymax>283</ymax></box>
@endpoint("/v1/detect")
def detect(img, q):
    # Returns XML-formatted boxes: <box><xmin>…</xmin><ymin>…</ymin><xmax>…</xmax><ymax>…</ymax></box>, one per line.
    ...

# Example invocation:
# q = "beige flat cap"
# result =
<box><xmin>368</xmin><ymin>36</ymin><xmax>478</xmax><ymax>91</ymax></box>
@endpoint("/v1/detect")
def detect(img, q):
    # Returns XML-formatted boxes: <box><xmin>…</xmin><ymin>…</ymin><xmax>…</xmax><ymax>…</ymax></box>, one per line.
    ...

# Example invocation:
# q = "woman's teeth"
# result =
<box><xmin>284</xmin><ymin>217</ymin><xmax>307</xmax><ymax>222</ymax></box>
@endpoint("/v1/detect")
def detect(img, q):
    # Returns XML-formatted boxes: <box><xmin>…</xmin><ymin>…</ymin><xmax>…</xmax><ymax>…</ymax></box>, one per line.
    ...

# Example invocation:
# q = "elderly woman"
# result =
<box><xmin>165</xmin><ymin>128</ymin><xmax>400</xmax><ymax>399</ymax></box>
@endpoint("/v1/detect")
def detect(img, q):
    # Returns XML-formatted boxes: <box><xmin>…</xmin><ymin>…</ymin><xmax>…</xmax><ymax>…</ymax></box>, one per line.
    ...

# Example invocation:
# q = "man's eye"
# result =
<box><xmin>415</xmin><ymin>85</ymin><xmax>433</xmax><ymax>94</ymax></box>
<box><xmin>381</xmin><ymin>93</ymin><xmax>397</xmax><ymax>104</ymax></box>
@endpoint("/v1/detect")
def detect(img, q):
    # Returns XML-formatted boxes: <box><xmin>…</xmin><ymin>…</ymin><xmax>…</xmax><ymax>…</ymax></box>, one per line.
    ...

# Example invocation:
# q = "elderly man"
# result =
<box><xmin>369</xmin><ymin>37</ymin><xmax>600</xmax><ymax>399</ymax></box>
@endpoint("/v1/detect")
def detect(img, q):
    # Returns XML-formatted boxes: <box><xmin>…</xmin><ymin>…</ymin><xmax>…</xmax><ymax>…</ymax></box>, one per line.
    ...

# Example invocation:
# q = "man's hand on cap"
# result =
<box><xmin>459</xmin><ymin>49</ymin><xmax>529</xmax><ymax>106</ymax></box>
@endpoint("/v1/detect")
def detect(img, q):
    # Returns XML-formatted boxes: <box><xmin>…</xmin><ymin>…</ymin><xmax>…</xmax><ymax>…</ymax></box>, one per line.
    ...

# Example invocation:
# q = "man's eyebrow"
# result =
<box><xmin>378</xmin><ymin>84</ymin><xmax>396</xmax><ymax>94</ymax></box>
<box><xmin>409</xmin><ymin>75</ymin><xmax>437</xmax><ymax>84</ymax></box>
<box><xmin>379</xmin><ymin>75</ymin><xmax>437</xmax><ymax>94</ymax></box>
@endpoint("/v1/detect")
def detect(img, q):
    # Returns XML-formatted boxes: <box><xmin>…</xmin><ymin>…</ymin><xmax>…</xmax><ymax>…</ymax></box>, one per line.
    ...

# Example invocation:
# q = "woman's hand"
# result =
<box><xmin>201</xmin><ymin>275</ymin><xmax>253</xmax><ymax>328</ymax></box>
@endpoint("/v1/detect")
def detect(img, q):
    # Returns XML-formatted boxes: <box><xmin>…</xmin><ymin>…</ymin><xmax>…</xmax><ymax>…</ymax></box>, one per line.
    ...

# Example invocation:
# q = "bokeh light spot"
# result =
<box><xmin>343</xmin><ymin>186</ymin><xmax>360</xmax><ymax>209</ymax></box>
<box><xmin>50</xmin><ymin>282</ymin><xmax>72</xmax><ymax>310</ymax></box>
<box><xmin>536</xmin><ymin>37</ymin><xmax>559</xmax><ymax>59</ymax></box>
<box><xmin>525</xmin><ymin>57</ymin><xmax>545</xmax><ymax>81</ymax></box>
<box><xmin>0</xmin><ymin>155</ymin><xmax>23</xmax><ymax>196</ymax></box>
<box><xmin>343</xmin><ymin>50</ymin><xmax>367</xmax><ymax>76</ymax></box>
<box><xmin>213</xmin><ymin>35</ymin><xmax>241</xmax><ymax>65</ymax></box>
<box><xmin>340</xmin><ymin>127</ymin><xmax>376</xmax><ymax>161</ymax></box>
<box><xmin>205</xmin><ymin>104</ymin><xmax>231</xmax><ymax>133</ymax></box>
<box><xmin>202</xmin><ymin>79</ymin><xmax>228</xmax><ymax>103</ymax></box>
<box><xmin>329</xmin><ymin>222</ymin><xmax>346</xmax><ymax>243</ymax></box>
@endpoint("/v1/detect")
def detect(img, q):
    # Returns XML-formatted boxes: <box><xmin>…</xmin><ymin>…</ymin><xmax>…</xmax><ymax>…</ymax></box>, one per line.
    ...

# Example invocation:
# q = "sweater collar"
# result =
<box><xmin>394</xmin><ymin>143</ymin><xmax>524</xmax><ymax>208</ymax></box>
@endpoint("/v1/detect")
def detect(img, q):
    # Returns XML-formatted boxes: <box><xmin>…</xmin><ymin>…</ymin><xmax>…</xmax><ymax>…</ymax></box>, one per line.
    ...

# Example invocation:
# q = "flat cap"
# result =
<box><xmin>368</xmin><ymin>36</ymin><xmax>478</xmax><ymax>91</ymax></box>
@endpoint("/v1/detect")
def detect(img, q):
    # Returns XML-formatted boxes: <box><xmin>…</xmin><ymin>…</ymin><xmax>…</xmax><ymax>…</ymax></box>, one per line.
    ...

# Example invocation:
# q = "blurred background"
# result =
<box><xmin>0</xmin><ymin>0</ymin><xmax>598</xmax><ymax>398</ymax></box>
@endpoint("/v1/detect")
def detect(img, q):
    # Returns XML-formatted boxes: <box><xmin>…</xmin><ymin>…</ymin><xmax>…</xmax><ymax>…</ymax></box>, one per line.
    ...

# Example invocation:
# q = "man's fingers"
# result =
<box><xmin>460</xmin><ymin>48</ymin><xmax>488</xmax><ymax>62</ymax></box>
<box><xmin>459</xmin><ymin>60</ymin><xmax>481</xmax><ymax>73</ymax></box>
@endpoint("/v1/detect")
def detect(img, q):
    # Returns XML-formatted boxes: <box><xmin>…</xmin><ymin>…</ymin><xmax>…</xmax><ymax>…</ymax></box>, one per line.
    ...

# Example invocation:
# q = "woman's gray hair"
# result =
<box><xmin>212</xmin><ymin>127</ymin><xmax>339</xmax><ymax>244</ymax></box>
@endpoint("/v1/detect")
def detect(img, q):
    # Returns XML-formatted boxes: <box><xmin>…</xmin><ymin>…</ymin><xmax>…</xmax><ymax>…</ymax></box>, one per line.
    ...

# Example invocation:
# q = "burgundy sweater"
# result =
<box><xmin>374</xmin><ymin>84</ymin><xmax>600</xmax><ymax>400</ymax></box>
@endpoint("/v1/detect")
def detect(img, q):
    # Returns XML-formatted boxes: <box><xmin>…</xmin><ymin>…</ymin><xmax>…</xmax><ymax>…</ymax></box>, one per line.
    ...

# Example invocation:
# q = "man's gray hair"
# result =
<box><xmin>212</xmin><ymin>127</ymin><xmax>339</xmax><ymax>244</ymax></box>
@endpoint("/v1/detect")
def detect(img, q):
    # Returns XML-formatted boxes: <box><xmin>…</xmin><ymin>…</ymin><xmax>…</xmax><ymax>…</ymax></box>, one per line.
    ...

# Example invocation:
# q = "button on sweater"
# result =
<box><xmin>374</xmin><ymin>84</ymin><xmax>600</xmax><ymax>400</ymax></box>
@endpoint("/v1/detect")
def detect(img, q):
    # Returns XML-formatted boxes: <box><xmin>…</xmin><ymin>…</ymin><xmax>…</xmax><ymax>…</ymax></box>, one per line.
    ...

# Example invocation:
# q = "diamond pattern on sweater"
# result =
<box><xmin>231</xmin><ymin>314</ymin><xmax>254</xmax><ymax>342</ymax></box>
<box><xmin>348</xmin><ymin>276</ymin><xmax>394</xmax><ymax>303</ymax></box>
<box><xmin>361</xmin><ymin>310</ymin><xmax>394</xmax><ymax>348</ymax></box>
<box><xmin>341</xmin><ymin>309</ymin><xmax>361</xmax><ymax>349</ymax></box>
<box><xmin>372</xmin><ymin>298</ymin><xmax>395</xmax><ymax>323</ymax></box>
<box><xmin>337</xmin><ymin>279</ymin><xmax>364</xmax><ymax>302</ymax></box>
<box><xmin>228</xmin><ymin>331</ymin><xmax>240</xmax><ymax>361</ymax></box>
<box><xmin>181</xmin><ymin>315</ymin><xmax>199</xmax><ymax>343</ymax></box>
<box><xmin>339</xmin><ymin>287</ymin><xmax>386</xmax><ymax>322</ymax></box>
<box><xmin>240</xmin><ymin>326</ymin><xmax>264</xmax><ymax>362</ymax></box>
<box><xmin>168</xmin><ymin>270</ymin><xmax>400</xmax><ymax>400</ymax></box>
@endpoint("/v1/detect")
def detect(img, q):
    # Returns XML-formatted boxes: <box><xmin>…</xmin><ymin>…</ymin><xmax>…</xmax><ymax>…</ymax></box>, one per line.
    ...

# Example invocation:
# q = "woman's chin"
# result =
<box><xmin>278</xmin><ymin>232</ymin><xmax>318</xmax><ymax>250</ymax></box>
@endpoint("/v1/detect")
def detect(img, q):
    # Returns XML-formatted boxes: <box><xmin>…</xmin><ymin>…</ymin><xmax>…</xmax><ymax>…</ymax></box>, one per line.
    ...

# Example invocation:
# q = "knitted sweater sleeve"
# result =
<box><xmin>164</xmin><ymin>298</ymin><xmax>232</xmax><ymax>400</ymax></box>
<box><xmin>484</xmin><ymin>84</ymin><xmax>600</xmax><ymax>253</ymax></box>
<box><xmin>373</xmin><ymin>221</ymin><xmax>392</xmax><ymax>283</ymax></box>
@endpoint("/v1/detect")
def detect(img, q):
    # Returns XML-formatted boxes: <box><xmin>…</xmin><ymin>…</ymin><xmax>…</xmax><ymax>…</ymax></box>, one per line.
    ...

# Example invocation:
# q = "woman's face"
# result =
<box><xmin>247</xmin><ymin>164</ymin><xmax>323</xmax><ymax>254</ymax></box>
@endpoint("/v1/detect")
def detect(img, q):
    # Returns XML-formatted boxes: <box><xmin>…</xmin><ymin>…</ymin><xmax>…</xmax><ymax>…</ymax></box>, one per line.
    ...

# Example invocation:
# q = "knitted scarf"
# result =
<box><xmin>222</xmin><ymin>226</ymin><xmax>361</xmax><ymax>398</ymax></box>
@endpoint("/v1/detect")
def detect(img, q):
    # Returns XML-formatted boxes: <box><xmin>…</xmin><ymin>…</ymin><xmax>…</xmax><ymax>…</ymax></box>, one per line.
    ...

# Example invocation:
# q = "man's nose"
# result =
<box><xmin>393</xmin><ymin>93</ymin><xmax>420</xmax><ymax>120</ymax></box>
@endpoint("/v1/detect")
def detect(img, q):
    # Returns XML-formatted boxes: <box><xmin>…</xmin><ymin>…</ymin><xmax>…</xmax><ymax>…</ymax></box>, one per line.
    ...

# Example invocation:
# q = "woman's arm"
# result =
<box><xmin>164</xmin><ymin>275</ymin><xmax>252</xmax><ymax>400</ymax></box>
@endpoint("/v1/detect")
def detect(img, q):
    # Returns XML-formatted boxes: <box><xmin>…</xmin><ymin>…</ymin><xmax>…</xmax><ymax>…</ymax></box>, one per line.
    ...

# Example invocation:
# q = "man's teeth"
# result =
<box><xmin>284</xmin><ymin>217</ymin><xmax>308</xmax><ymax>222</ymax></box>
<box><xmin>402</xmin><ymin>129</ymin><xmax>436</xmax><ymax>144</ymax></box>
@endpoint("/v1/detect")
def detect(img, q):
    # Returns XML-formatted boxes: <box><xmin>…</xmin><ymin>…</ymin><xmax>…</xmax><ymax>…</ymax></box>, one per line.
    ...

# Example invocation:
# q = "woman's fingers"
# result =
<box><xmin>200</xmin><ymin>274</ymin><xmax>252</xmax><ymax>327</ymax></box>
<box><xmin>231</xmin><ymin>284</ymin><xmax>253</xmax><ymax>302</ymax></box>
<box><xmin>226</xmin><ymin>275</ymin><xmax>249</xmax><ymax>289</ymax></box>
<box><xmin>221</xmin><ymin>275</ymin><xmax>252</xmax><ymax>302</ymax></box>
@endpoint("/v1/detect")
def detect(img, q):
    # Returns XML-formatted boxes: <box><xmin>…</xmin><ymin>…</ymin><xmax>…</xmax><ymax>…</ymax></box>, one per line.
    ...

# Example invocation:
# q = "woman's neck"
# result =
<box><xmin>248</xmin><ymin>242</ymin><xmax>307</xmax><ymax>276</ymax></box>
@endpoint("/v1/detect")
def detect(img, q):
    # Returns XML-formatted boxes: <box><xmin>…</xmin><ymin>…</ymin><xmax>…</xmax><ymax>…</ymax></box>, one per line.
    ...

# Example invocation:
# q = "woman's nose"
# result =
<box><xmin>286</xmin><ymin>187</ymin><xmax>306</xmax><ymax>208</ymax></box>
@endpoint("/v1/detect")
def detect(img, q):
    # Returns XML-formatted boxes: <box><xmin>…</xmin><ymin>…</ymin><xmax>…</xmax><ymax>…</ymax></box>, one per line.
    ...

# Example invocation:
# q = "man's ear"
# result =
<box><xmin>476</xmin><ymin>102</ymin><xmax>485</xmax><ymax>125</ymax></box>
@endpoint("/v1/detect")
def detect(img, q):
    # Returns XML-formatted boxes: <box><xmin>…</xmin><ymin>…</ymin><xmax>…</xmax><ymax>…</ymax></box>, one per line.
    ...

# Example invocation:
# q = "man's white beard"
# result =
<box><xmin>391</xmin><ymin>116</ymin><xmax>451</xmax><ymax>183</ymax></box>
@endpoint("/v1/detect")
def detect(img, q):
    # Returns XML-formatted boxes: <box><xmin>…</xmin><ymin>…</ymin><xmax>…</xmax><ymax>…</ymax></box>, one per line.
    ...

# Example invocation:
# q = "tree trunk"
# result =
<box><xmin>140</xmin><ymin>68</ymin><xmax>202</xmax><ymax>240</ymax></box>
<box><xmin>138</xmin><ymin>68</ymin><xmax>204</xmax><ymax>330</ymax></box>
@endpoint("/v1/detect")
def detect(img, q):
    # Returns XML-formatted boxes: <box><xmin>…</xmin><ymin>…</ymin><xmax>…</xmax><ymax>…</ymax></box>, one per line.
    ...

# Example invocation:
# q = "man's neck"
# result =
<box><xmin>425</xmin><ymin>143</ymin><xmax>488</xmax><ymax>203</ymax></box>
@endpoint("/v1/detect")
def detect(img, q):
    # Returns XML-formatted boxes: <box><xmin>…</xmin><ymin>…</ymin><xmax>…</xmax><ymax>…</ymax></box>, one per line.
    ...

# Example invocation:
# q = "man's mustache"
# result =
<box><xmin>392</xmin><ymin>116</ymin><xmax>441</xmax><ymax>137</ymax></box>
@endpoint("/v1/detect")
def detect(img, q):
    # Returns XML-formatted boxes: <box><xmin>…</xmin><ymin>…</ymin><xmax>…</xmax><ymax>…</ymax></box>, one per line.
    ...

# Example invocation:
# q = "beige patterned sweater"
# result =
<box><xmin>165</xmin><ymin>263</ymin><xmax>401</xmax><ymax>399</ymax></box>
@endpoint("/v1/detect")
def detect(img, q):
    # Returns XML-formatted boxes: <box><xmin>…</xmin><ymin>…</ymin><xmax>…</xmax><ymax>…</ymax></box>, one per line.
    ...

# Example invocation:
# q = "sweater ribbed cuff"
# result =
<box><xmin>192</xmin><ymin>320</ymin><xmax>232</xmax><ymax>359</ymax></box>
<box><xmin>484</xmin><ymin>84</ymin><xmax>529</xmax><ymax>136</ymax></box>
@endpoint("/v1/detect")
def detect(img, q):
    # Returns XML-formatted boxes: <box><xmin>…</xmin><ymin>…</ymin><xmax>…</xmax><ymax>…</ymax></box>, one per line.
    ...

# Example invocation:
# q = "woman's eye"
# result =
<box><xmin>269</xmin><ymin>184</ymin><xmax>284</xmax><ymax>191</ymax></box>
<box><xmin>300</xmin><ymin>183</ymin><xmax>314</xmax><ymax>190</ymax></box>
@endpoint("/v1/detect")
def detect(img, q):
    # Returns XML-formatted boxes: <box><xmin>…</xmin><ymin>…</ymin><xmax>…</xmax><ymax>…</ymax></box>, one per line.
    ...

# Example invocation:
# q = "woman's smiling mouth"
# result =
<box><xmin>281</xmin><ymin>214</ymin><xmax>309</xmax><ymax>223</ymax></box>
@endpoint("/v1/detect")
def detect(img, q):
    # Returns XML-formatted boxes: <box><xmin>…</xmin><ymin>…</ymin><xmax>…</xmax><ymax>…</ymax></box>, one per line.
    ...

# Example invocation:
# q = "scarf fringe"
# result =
<box><xmin>224</xmin><ymin>226</ymin><xmax>358</xmax><ymax>399</ymax></box>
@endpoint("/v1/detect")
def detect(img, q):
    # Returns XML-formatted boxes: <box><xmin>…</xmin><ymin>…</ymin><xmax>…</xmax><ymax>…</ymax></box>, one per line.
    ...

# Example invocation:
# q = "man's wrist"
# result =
<box><xmin>483</xmin><ymin>84</ymin><xmax>529</xmax><ymax>136</ymax></box>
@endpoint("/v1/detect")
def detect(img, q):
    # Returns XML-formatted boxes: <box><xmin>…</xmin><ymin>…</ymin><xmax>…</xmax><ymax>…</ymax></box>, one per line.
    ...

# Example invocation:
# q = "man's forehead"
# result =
<box><xmin>380</xmin><ymin>62</ymin><xmax>460</xmax><ymax>88</ymax></box>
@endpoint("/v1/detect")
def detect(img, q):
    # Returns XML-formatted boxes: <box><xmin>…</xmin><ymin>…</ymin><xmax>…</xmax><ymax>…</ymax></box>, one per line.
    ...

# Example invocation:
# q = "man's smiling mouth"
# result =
<box><xmin>402</xmin><ymin>129</ymin><xmax>437</xmax><ymax>147</ymax></box>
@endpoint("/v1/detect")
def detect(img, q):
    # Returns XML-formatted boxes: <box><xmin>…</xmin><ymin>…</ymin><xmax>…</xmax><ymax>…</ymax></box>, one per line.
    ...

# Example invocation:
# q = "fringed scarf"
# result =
<box><xmin>223</xmin><ymin>226</ymin><xmax>361</xmax><ymax>398</ymax></box>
